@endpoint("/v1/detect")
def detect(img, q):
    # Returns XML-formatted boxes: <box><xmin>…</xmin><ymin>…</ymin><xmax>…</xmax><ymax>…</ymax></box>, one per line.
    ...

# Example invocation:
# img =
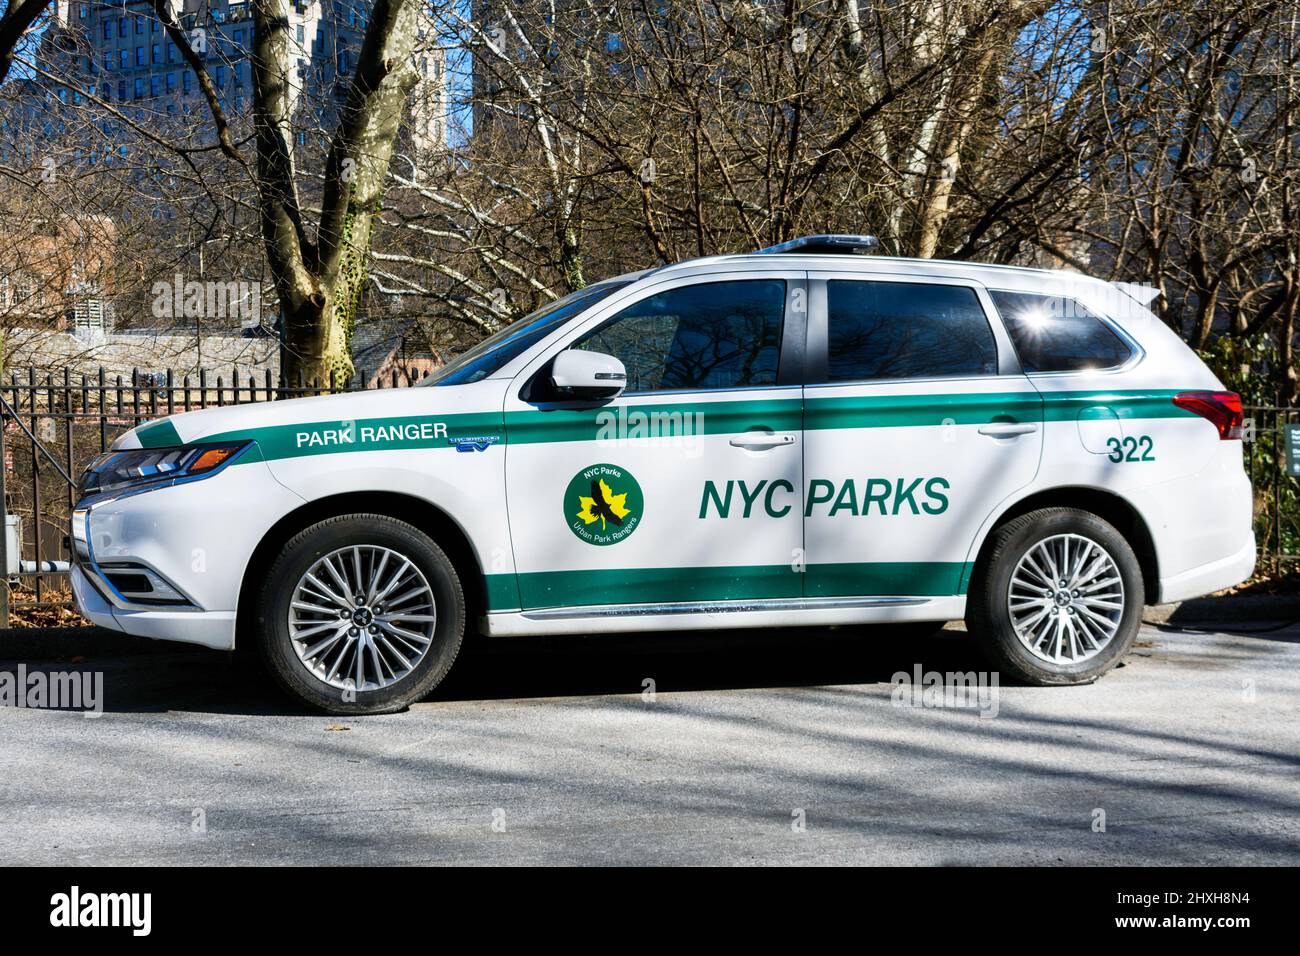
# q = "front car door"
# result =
<box><xmin>497</xmin><ymin>271</ymin><xmax>807</xmax><ymax>624</ymax></box>
<box><xmin>801</xmin><ymin>273</ymin><xmax>1043</xmax><ymax>606</ymax></box>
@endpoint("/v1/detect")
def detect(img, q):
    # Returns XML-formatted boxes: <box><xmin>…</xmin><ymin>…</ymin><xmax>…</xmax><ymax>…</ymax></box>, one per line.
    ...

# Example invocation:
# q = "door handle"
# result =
<box><xmin>978</xmin><ymin>422</ymin><xmax>1039</xmax><ymax>438</ymax></box>
<box><xmin>729</xmin><ymin>432</ymin><xmax>797</xmax><ymax>449</ymax></box>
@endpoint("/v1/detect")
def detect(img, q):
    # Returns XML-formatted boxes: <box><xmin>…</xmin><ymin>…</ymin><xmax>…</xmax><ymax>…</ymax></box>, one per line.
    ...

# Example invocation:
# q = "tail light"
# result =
<box><xmin>1173</xmin><ymin>391</ymin><xmax>1244</xmax><ymax>440</ymax></box>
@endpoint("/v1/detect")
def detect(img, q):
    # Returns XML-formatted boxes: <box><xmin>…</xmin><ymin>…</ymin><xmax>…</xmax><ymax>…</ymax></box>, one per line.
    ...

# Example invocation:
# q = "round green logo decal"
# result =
<box><xmin>564</xmin><ymin>463</ymin><xmax>644</xmax><ymax>546</ymax></box>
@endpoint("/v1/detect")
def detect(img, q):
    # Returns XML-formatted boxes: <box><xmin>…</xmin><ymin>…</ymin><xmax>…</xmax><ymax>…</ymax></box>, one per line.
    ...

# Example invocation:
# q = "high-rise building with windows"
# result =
<box><xmin>29</xmin><ymin>0</ymin><xmax>445</xmax><ymax>152</ymax></box>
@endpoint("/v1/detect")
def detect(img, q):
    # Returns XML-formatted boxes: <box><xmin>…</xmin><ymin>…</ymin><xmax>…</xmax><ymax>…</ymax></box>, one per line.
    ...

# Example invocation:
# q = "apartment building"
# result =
<box><xmin>32</xmin><ymin>0</ymin><xmax>445</xmax><ymax>151</ymax></box>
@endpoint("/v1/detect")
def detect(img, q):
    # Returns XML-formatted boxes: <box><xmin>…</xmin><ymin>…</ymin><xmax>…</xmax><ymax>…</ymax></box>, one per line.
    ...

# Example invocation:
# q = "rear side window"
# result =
<box><xmin>989</xmin><ymin>290</ymin><xmax>1132</xmax><ymax>373</ymax></box>
<box><xmin>826</xmin><ymin>280</ymin><xmax>997</xmax><ymax>381</ymax></box>
<box><xmin>573</xmin><ymin>280</ymin><xmax>785</xmax><ymax>392</ymax></box>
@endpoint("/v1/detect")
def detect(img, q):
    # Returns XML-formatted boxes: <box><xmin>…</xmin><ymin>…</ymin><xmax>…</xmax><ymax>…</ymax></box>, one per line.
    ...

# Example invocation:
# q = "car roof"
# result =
<box><xmin>596</xmin><ymin>251</ymin><xmax>1158</xmax><ymax>330</ymax></box>
<box><xmin>634</xmin><ymin>252</ymin><xmax>1109</xmax><ymax>290</ymax></box>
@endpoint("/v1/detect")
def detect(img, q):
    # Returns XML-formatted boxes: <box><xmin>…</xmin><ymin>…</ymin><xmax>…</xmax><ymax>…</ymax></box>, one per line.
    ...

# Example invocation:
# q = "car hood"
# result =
<box><xmin>113</xmin><ymin>380</ymin><xmax>507</xmax><ymax>461</ymax></box>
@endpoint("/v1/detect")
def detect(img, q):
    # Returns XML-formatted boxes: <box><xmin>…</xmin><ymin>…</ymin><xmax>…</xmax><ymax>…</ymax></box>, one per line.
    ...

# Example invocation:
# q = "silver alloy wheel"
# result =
<box><xmin>288</xmin><ymin>545</ymin><xmax>437</xmax><ymax>692</ymax></box>
<box><xmin>1006</xmin><ymin>533</ymin><xmax>1125</xmax><ymax>665</ymax></box>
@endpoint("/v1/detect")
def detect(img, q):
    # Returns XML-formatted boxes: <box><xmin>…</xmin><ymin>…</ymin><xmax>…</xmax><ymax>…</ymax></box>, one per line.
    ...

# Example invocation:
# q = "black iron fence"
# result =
<box><xmin>0</xmin><ymin>365</ymin><xmax>426</xmax><ymax>625</ymax></box>
<box><xmin>1241</xmin><ymin>406</ymin><xmax>1300</xmax><ymax>575</ymax></box>
<box><xmin>0</xmin><ymin>373</ymin><xmax>1294</xmax><ymax>624</ymax></box>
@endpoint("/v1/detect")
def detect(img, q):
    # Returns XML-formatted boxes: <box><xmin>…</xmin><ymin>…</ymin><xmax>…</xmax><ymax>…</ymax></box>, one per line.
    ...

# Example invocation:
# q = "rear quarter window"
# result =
<box><xmin>989</xmin><ymin>290</ymin><xmax>1133</xmax><ymax>373</ymax></box>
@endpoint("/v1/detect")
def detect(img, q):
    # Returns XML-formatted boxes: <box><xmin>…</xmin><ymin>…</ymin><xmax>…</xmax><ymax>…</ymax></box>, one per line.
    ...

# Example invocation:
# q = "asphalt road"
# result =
<box><xmin>1</xmin><ymin>619</ymin><xmax>1297</xmax><ymax>865</ymax></box>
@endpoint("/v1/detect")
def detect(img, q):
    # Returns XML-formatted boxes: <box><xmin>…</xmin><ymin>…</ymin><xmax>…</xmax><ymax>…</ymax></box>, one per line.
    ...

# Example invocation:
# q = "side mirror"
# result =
<box><xmin>550</xmin><ymin>350</ymin><xmax>627</xmax><ymax>400</ymax></box>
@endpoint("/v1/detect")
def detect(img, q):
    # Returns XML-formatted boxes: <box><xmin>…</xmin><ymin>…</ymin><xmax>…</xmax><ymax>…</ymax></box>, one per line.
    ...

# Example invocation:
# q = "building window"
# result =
<box><xmin>150</xmin><ymin>76</ymin><xmax>160</xmax><ymax>97</ymax></box>
<box><xmin>101</xmin><ymin>83</ymin><xmax>111</xmax><ymax>100</ymax></box>
<box><xmin>166</xmin><ymin>72</ymin><xmax>175</xmax><ymax>92</ymax></box>
<box><xmin>102</xmin><ymin>52</ymin><xmax>111</xmax><ymax>71</ymax></box>
<box><xmin>102</xmin><ymin>21</ymin><xmax>112</xmax><ymax>40</ymax></box>
<box><xmin>79</xmin><ymin>4</ymin><xmax>88</xmax><ymax>18</ymax></box>
<box><xmin>339</xmin><ymin>50</ymin><xmax>349</xmax><ymax>73</ymax></box>
<box><xmin>118</xmin><ymin>19</ymin><xmax>126</xmax><ymax>38</ymax></box>
<box><xmin>135</xmin><ymin>46</ymin><xmax>145</xmax><ymax>66</ymax></box>
<box><xmin>134</xmin><ymin>77</ymin><xmax>144</xmax><ymax>98</ymax></box>
<box><xmin>167</xmin><ymin>42</ymin><xmax>176</xmax><ymax>63</ymax></box>
<box><xmin>233</xmin><ymin>63</ymin><xmax>243</xmax><ymax>87</ymax></box>
<box><xmin>152</xmin><ymin>44</ymin><xmax>161</xmax><ymax>64</ymax></box>
<box><xmin>296</xmin><ymin>24</ymin><xmax>304</xmax><ymax>44</ymax></box>
<box><xmin>182</xmin><ymin>70</ymin><xmax>192</xmax><ymax>93</ymax></box>
<box><xmin>118</xmin><ymin>79</ymin><xmax>126</xmax><ymax>99</ymax></box>
<box><xmin>119</xmin><ymin>49</ymin><xmax>128</xmax><ymax>69</ymax></box>
<box><xmin>135</xmin><ymin>17</ymin><xmax>144</xmax><ymax>34</ymax></box>
<box><xmin>215</xmin><ymin>64</ymin><xmax>226</xmax><ymax>87</ymax></box>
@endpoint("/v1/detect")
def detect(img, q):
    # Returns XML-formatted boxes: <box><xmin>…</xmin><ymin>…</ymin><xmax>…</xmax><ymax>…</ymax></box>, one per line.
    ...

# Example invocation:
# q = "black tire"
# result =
<box><xmin>966</xmin><ymin>507</ymin><xmax>1144</xmax><ymax>685</ymax></box>
<box><xmin>256</xmin><ymin>514</ymin><xmax>465</xmax><ymax>715</ymax></box>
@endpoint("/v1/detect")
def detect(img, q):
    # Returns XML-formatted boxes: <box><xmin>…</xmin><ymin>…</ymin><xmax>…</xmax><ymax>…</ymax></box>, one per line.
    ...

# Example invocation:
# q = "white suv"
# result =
<box><xmin>70</xmin><ymin>236</ymin><xmax>1255</xmax><ymax>714</ymax></box>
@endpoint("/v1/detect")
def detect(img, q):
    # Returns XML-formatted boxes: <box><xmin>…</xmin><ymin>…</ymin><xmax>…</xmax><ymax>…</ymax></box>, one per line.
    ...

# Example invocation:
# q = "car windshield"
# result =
<box><xmin>421</xmin><ymin>281</ymin><xmax>632</xmax><ymax>387</ymax></box>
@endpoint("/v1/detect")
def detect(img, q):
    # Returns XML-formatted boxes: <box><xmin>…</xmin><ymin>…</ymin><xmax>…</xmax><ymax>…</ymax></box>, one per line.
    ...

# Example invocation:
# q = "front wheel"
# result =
<box><xmin>256</xmin><ymin>514</ymin><xmax>466</xmax><ymax>714</ymax></box>
<box><xmin>966</xmin><ymin>508</ymin><xmax>1144</xmax><ymax>685</ymax></box>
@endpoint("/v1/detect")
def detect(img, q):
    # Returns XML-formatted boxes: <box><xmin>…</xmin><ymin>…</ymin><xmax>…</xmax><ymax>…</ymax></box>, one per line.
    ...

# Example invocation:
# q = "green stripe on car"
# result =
<box><xmin>484</xmin><ymin>561</ymin><xmax>972</xmax><ymax>611</ymax></box>
<box><xmin>142</xmin><ymin>388</ymin><xmax>1198</xmax><ymax>462</ymax></box>
<box><xmin>135</xmin><ymin>418</ymin><xmax>183</xmax><ymax>448</ymax></box>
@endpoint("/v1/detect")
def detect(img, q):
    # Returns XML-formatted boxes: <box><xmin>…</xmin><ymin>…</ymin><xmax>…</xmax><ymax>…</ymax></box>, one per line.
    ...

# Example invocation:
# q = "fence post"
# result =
<box><xmin>0</xmin><ymin>395</ymin><xmax>8</xmax><ymax>629</ymax></box>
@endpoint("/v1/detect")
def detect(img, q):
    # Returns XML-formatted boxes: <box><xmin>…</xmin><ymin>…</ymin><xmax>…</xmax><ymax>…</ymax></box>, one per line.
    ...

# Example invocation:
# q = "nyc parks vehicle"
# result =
<box><xmin>70</xmin><ymin>236</ymin><xmax>1255</xmax><ymax>714</ymax></box>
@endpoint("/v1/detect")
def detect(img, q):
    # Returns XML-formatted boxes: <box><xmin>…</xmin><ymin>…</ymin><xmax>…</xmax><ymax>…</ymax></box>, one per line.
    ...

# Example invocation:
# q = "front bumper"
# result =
<box><xmin>71</xmin><ymin>565</ymin><xmax>238</xmax><ymax>650</ymax></box>
<box><xmin>69</xmin><ymin>454</ymin><xmax>304</xmax><ymax>651</ymax></box>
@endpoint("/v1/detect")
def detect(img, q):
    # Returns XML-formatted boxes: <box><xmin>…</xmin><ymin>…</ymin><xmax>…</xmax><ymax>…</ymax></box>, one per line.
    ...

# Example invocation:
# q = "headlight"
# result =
<box><xmin>78</xmin><ymin>441</ymin><xmax>252</xmax><ymax>498</ymax></box>
<box><xmin>71</xmin><ymin>507</ymin><xmax>89</xmax><ymax>560</ymax></box>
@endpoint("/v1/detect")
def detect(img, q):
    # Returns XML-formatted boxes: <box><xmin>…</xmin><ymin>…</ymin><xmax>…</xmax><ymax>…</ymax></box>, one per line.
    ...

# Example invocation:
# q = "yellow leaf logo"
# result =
<box><xmin>577</xmin><ymin>478</ymin><xmax>631</xmax><ymax>529</ymax></box>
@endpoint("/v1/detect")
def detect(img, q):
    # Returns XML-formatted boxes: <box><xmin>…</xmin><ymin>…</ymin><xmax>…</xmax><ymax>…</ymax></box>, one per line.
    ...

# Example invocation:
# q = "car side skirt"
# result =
<box><xmin>482</xmin><ymin>595</ymin><xmax>967</xmax><ymax>636</ymax></box>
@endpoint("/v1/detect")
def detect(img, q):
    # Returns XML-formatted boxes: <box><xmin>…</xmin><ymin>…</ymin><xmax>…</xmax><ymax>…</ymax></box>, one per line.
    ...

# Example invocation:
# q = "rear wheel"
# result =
<box><xmin>967</xmin><ymin>507</ymin><xmax>1143</xmax><ymax>685</ymax></box>
<box><xmin>256</xmin><ymin>514</ymin><xmax>465</xmax><ymax>714</ymax></box>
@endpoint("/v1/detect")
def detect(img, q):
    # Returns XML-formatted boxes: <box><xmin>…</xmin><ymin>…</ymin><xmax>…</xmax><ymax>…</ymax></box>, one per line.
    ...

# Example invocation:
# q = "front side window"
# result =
<box><xmin>572</xmin><ymin>280</ymin><xmax>786</xmax><ymax>393</ymax></box>
<box><xmin>989</xmin><ymin>290</ymin><xmax>1132</xmax><ymax>373</ymax></box>
<box><xmin>826</xmin><ymin>280</ymin><xmax>996</xmax><ymax>381</ymax></box>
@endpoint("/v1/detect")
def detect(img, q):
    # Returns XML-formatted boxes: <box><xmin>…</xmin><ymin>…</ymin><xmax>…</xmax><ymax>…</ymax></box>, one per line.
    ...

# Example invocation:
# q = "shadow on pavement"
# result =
<box><xmin>1</xmin><ymin>623</ymin><xmax>991</xmax><ymax>716</ymax></box>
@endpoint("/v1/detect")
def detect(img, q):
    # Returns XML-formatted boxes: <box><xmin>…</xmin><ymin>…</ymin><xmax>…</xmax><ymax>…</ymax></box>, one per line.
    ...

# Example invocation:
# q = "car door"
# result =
<box><xmin>801</xmin><ymin>273</ymin><xmax>1043</xmax><ymax>599</ymax></box>
<box><xmin>501</xmin><ymin>272</ymin><xmax>807</xmax><ymax>613</ymax></box>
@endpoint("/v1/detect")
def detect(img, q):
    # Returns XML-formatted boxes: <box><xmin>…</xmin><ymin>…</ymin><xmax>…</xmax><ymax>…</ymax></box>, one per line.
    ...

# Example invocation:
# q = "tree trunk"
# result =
<box><xmin>252</xmin><ymin>0</ymin><xmax>421</xmax><ymax>386</ymax></box>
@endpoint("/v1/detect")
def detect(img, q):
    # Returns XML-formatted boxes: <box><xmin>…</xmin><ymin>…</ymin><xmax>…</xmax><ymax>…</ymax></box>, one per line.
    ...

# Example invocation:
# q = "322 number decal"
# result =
<box><xmin>1107</xmin><ymin>435</ymin><xmax>1155</xmax><ymax>463</ymax></box>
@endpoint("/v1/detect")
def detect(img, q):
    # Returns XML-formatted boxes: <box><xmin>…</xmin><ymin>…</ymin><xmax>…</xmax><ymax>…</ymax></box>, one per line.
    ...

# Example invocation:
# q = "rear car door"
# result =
<box><xmin>501</xmin><ymin>272</ymin><xmax>807</xmax><ymax>613</ymax></box>
<box><xmin>801</xmin><ymin>274</ymin><xmax>1043</xmax><ymax>599</ymax></box>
